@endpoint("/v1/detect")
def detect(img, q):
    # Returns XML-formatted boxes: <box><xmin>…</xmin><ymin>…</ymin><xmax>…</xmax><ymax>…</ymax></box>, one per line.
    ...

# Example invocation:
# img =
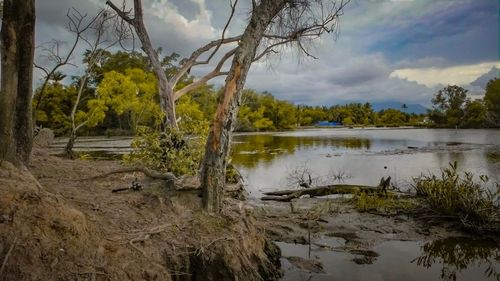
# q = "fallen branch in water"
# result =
<box><xmin>261</xmin><ymin>177</ymin><xmax>393</xmax><ymax>202</ymax></box>
<box><xmin>78</xmin><ymin>166</ymin><xmax>177</xmax><ymax>182</ymax></box>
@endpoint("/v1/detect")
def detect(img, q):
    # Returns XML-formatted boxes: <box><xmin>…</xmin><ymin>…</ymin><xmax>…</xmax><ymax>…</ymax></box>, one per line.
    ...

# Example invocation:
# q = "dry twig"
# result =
<box><xmin>0</xmin><ymin>237</ymin><xmax>18</xmax><ymax>277</ymax></box>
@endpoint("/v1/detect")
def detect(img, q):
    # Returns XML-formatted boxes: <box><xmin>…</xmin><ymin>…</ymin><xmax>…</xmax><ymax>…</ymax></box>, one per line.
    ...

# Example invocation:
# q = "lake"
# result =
<box><xmin>278</xmin><ymin>237</ymin><xmax>500</xmax><ymax>281</ymax></box>
<box><xmin>231</xmin><ymin>128</ymin><xmax>500</xmax><ymax>281</ymax></box>
<box><xmin>50</xmin><ymin>128</ymin><xmax>500</xmax><ymax>281</ymax></box>
<box><xmin>231</xmin><ymin>128</ymin><xmax>500</xmax><ymax>198</ymax></box>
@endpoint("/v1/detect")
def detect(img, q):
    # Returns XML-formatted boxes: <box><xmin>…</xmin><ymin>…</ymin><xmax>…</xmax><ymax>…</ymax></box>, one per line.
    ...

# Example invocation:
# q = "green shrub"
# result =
<box><xmin>124</xmin><ymin>122</ymin><xmax>209</xmax><ymax>176</ymax></box>
<box><xmin>413</xmin><ymin>162</ymin><xmax>499</xmax><ymax>230</ymax></box>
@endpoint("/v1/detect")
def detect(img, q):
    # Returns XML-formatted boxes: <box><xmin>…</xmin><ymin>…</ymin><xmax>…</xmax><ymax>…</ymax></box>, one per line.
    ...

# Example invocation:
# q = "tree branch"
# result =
<box><xmin>174</xmin><ymin>48</ymin><xmax>237</xmax><ymax>100</ymax></box>
<box><xmin>171</xmin><ymin>0</ymin><xmax>240</xmax><ymax>86</ymax></box>
<box><xmin>105</xmin><ymin>0</ymin><xmax>134</xmax><ymax>25</ymax></box>
<box><xmin>171</xmin><ymin>35</ymin><xmax>242</xmax><ymax>87</ymax></box>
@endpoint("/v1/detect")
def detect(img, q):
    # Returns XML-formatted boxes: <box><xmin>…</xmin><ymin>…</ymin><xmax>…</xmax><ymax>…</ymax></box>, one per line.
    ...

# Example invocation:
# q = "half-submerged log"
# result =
<box><xmin>261</xmin><ymin>177</ymin><xmax>391</xmax><ymax>202</ymax></box>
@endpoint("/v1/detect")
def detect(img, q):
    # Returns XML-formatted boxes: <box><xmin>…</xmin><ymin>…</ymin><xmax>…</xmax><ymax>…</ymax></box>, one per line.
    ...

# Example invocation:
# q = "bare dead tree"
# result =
<box><xmin>200</xmin><ymin>0</ymin><xmax>350</xmax><ymax>213</ymax></box>
<box><xmin>64</xmin><ymin>10</ymin><xmax>120</xmax><ymax>159</ymax></box>
<box><xmin>105</xmin><ymin>0</ymin><xmax>241</xmax><ymax>129</ymax></box>
<box><xmin>33</xmin><ymin>9</ymin><xmax>104</xmax><ymax>125</ymax></box>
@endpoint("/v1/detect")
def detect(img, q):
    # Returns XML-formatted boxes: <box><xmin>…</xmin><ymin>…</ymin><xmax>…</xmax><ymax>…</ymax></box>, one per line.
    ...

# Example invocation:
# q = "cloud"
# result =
<box><xmin>244</xmin><ymin>48</ymin><xmax>435</xmax><ymax>106</ymax></box>
<box><xmin>389</xmin><ymin>62</ymin><xmax>500</xmax><ymax>88</ymax></box>
<box><xmin>31</xmin><ymin>0</ymin><xmax>497</xmax><ymax>106</ymax></box>
<box><xmin>471</xmin><ymin>67</ymin><xmax>500</xmax><ymax>89</ymax></box>
<box><xmin>344</xmin><ymin>0</ymin><xmax>498</xmax><ymax>65</ymax></box>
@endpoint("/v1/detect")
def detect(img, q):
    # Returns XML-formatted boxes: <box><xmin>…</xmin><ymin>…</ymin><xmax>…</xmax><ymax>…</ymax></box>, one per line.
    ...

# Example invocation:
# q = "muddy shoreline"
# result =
<box><xmin>1</xmin><ymin>145</ymin><xmax>498</xmax><ymax>280</ymax></box>
<box><xmin>251</xmin><ymin>197</ymin><xmax>500</xmax><ymax>280</ymax></box>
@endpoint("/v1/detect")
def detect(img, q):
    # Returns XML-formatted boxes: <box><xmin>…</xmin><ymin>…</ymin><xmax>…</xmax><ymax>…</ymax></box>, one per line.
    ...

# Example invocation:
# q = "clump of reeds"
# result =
<box><xmin>413</xmin><ymin>162</ymin><xmax>499</xmax><ymax>232</ymax></box>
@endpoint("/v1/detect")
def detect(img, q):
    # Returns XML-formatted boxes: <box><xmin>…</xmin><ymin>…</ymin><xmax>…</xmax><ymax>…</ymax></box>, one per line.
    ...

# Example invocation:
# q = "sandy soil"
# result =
<box><xmin>0</xmin><ymin>148</ymin><xmax>281</xmax><ymax>281</ymax></box>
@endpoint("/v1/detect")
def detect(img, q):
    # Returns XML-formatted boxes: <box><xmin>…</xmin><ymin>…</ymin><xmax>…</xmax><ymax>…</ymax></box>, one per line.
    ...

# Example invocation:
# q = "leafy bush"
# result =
<box><xmin>413</xmin><ymin>162</ymin><xmax>499</xmax><ymax>231</ymax></box>
<box><xmin>124</xmin><ymin>94</ymin><xmax>213</xmax><ymax>176</ymax></box>
<box><xmin>124</xmin><ymin>122</ymin><xmax>209</xmax><ymax>176</ymax></box>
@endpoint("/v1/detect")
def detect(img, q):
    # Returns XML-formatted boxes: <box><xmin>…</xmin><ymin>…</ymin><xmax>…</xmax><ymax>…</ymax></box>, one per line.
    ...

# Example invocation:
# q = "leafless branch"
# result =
<box><xmin>174</xmin><ymin>48</ymin><xmax>237</xmax><ymax>100</ymax></box>
<box><xmin>171</xmin><ymin>35</ymin><xmax>241</xmax><ymax>86</ymax></box>
<box><xmin>33</xmin><ymin>8</ymin><xmax>106</xmax><ymax>121</ymax></box>
<box><xmin>259</xmin><ymin>0</ymin><xmax>350</xmax><ymax>60</ymax></box>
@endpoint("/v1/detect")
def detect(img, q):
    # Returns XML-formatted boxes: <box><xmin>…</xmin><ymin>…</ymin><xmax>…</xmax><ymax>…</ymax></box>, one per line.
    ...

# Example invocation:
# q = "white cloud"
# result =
<box><xmin>148</xmin><ymin>0</ymin><xmax>217</xmax><ymax>42</ymax></box>
<box><xmin>389</xmin><ymin>62</ymin><xmax>500</xmax><ymax>87</ymax></box>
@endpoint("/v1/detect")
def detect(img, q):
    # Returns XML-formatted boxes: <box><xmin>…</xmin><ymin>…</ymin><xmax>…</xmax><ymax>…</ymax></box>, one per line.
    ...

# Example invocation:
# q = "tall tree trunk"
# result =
<box><xmin>108</xmin><ymin>0</ymin><xmax>178</xmax><ymax>129</ymax></box>
<box><xmin>200</xmin><ymin>0</ymin><xmax>287</xmax><ymax>213</ymax></box>
<box><xmin>0</xmin><ymin>0</ymin><xmax>36</xmax><ymax>166</ymax></box>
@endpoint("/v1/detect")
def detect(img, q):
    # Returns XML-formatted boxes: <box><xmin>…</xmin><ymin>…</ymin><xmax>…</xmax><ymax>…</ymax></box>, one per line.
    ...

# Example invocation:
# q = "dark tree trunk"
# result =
<box><xmin>65</xmin><ymin>131</ymin><xmax>77</xmax><ymax>159</ymax></box>
<box><xmin>0</xmin><ymin>0</ymin><xmax>36</xmax><ymax>166</ymax></box>
<box><xmin>200</xmin><ymin>0</ymin><xmax>287</xmax><ymax>213</ymax></box>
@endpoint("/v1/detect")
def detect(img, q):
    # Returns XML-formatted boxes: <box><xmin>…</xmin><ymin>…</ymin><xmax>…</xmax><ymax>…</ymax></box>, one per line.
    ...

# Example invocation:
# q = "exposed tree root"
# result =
<box><xmin>79</xmin><ymin>166</ymin><xmax>177</xmax><ymax>182</ymax></box>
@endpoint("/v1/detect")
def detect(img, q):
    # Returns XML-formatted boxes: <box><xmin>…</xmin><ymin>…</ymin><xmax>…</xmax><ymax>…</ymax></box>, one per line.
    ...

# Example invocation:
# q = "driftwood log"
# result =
<box><xmin>261</xmin><ymin>177</ymin><xmax>391</xmax><ymax>202</ymax></box>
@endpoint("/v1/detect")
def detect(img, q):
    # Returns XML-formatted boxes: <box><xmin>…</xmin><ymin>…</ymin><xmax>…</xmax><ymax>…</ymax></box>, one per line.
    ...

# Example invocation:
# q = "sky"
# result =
<box><xmin>34</xmin><ymin>0</ymin><xmax>500</xmax><ymax>106</ymax></box>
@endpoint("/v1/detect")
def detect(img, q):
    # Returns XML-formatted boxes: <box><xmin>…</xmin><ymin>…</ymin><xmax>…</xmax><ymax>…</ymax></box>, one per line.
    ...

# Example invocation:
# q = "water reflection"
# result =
<box><xmin>279</xmin><ymin>237</ymin><xmax>500</xmax><ymax>281</ymax></box>
<box><xmin>485</xmin><ymin>148</ymin><xmax>500</xmax><ymax>163</ymax></box>
<box><xmin>412</xmin><ymin>237</ymin><xmax>500</xmax><ymax>281</ymax></box>
<box><xmin>232</xmin><ymin>134</ymin><xmax>371</xmax><ymax>168</ymax></box>
<box><xmin>231</xmin><ymin>129</ymin><xmax>500</xmax><ymax>198</ymax></box>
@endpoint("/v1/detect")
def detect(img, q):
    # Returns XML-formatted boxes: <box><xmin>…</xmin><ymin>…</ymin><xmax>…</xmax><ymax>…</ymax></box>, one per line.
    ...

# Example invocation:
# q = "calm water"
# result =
<box><xmin>279</xmin><ymin>237</ymin><xmax>500</xmax><ymax>281</ymax></box>
<box><xmin>231</xmin><ymin>128</ymin><xmax>500</xmax><ymax>198</ymax></box>
<box><xmin>232</xmin><ymin>128</ymin><xmax>500</xmax><ymax>281</ymax></box>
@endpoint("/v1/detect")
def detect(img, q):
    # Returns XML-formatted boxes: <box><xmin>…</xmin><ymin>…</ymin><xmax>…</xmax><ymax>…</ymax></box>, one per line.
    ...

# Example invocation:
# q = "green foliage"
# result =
<box><xmin>462</xmin><ymin>99</ymin><xmax>487</xmax><ymax>128</ymax></box>
<box><xmin>430</xmin><ymin>85</ymin><xmax>468</xmax><ymax>127</ymax></box>
<box><xmin>124</xmin><ymin>94</ymin><xmax>210</xmax><ymax>176</ymax></box>
<box><xmin>33</xmin><ymin>83</ymin><xmax>77</xmax><ymax>135</ymax></box>
<box><xmin>124</xmin><ymin>125</ymin><xmax>208</xmax><ymax>176</ymax></box>
<box><xmin>413</xmin><ymin>162</ymin><xmax>499</xmax><ymax>231</ymax></box>
<box><xmin>225</xmin><ymin>163</ymin><xmax>242</xmax><ymax>184</ymax></box>
<box><xmin>123</xmin><ymin>93</ymin><xmax>221</xmax><ymax>178</ymax></box>
<box><xmin>378</xmin><ymin>108</ymin><xmax>407</xmax><ymax>126</ymax></box>
<box><xmin>484</xmin><ymin>78</ymin><xmax>500</xmax><ymax>126</ymax></box>
<box><xmin>76</xmin><ymin>93</ymin><xmax>108</xmax><ymax>128</ymax></box>
<box><xmin>236</xmin><ymin>90</ymin><xmax>298</xmax><ymax>131</ymax></box>
<box><xmin>353</xmin><ymin>192</ymin><xmax>416</xmax><ymax>214</ymax></box>
<box><xmin>97</xmin><ymin>68</ymin><xmax>162</xmax><ymax>132</ymax></box>
<box><xmin>88</xmin><ymin>50</ymin><xmax>150</xmax><ymax>85</ymax></box>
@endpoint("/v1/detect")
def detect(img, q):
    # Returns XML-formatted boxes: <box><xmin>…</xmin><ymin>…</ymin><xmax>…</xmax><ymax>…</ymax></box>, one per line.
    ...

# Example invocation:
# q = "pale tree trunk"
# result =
<box><xmin>106</xmin><ymin>0</ymin><xmax>177</xmax><ymax>129</ymax></box>
<box><xmin>200</xmin><ymin>0</ymin><xmax>287</xmax><ymax>213</ymax></box>
<box><xmin>0</xmin><ymin>0</ymin><xmax>36</xmax><ymax>166</ymax></box>
<box><xmin>135</xmin><ymin>20</ymin><xmax>177</xmax><ymax>128</ymax></box>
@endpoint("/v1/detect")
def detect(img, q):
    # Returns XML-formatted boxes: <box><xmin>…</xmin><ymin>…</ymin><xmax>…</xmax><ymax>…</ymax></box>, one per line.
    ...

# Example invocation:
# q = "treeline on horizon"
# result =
<box><xmin>34</xmin><ymin>51</ymin><xmax>499</xmax><ymax>137</ymax></box>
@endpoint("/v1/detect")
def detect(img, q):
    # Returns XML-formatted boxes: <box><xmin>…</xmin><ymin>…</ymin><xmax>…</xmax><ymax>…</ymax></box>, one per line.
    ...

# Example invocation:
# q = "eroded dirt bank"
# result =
<box><xmin>0</xmin><ymin>149</ymin><xmax>281</xmax><ymax>281</ymax></box>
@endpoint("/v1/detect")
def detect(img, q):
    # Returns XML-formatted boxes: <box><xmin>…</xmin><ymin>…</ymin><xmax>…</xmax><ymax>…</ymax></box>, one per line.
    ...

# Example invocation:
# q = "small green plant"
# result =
<box><xmin>413</xmin><ymin>162</ymin><xmax>499</xmax><ymax>231</ymax></box>
<box><xmin>124</xmin><ymin>122</ymin><xmax>209</xmax><ymax>176</ymax></box>
<box><xmin>353</xmin><ymin>192</ymin><xmax>416</xmax><ymax>213</ymax></box>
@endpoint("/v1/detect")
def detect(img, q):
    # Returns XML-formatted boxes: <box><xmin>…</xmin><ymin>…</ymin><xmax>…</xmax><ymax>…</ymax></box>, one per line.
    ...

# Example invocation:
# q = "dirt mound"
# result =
<box><xmin>0</xmin><ymin>161</ymin><xmax>103</xmax><ymax>281</ymax></box>
<box><xmin>1</xmin><ymin>151</ymin><xmax>281</xmax><ymax>281</ymax></box>
<box><xmin>33</xmin><ymin>128</ymin><xmax>54</xmax><ymax>148</ymax></box>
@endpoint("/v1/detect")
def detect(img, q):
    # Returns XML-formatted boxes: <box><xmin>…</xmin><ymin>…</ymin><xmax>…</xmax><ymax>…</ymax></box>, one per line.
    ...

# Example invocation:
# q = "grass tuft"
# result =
<box><xmin>412</xmin><ymin>162</ymin><xmax>499</xmax><ymax>232</ymax></box>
